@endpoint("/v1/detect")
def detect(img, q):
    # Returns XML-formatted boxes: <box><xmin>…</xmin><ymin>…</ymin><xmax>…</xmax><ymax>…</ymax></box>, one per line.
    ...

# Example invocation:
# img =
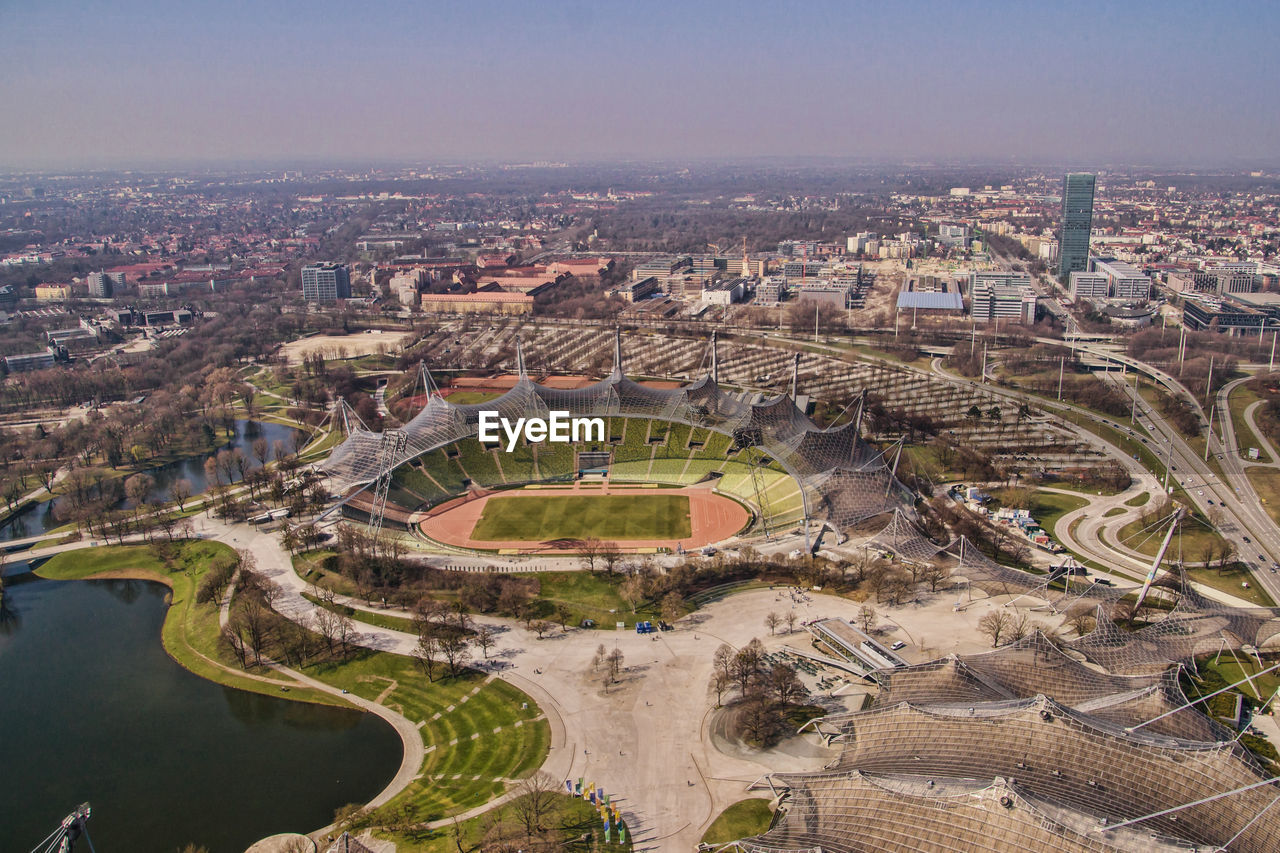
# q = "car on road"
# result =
<box><xmin>1244</xmin><ymin>537</ymin><xmax>1252</xmax><ymax>543</ymax></box>
<box><xmin>1097</xmin><ymin>578</ymin><xmax>1114</xmax><ymax>586</ymax></box>
<box><xmin>890</xmin><ymin>641</ymin><xmax>907</xmax><ymax>650</ymax></box>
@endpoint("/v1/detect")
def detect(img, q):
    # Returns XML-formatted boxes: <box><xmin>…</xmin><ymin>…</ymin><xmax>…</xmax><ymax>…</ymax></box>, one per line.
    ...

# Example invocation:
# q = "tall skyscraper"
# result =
<box><xmin>301</xmin><ymin>262</ymin><xmax>352</xmax><ymax>302</ymax></box>
<box><xmin>1057</xmin><ymin>173</ymin><xmax>1095</xmax><ymax>281</ymax></box>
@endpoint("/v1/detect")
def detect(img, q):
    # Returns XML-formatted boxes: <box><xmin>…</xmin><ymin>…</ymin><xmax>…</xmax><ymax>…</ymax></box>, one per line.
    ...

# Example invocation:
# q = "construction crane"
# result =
<box><xmin>30</xmin><ymin>803</ymin><xmax>93</xmax><ymax>853</ymax></box>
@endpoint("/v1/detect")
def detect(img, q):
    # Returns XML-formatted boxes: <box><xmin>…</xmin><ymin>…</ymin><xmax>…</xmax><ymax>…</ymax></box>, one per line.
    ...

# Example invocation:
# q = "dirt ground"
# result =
<box><xmin>278</xmin><ymin>331</ymin><xmax>416</xmax><ymax>365</ymax></box>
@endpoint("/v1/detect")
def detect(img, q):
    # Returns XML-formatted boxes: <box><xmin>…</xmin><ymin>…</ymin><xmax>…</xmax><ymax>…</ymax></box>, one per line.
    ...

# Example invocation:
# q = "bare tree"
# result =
<box><xmin>921</xmin><ymin>563</ymin><xmax>952</xmax><ymax>592</ymax></box>
<box><xmin>1007</xmin><ymin>611</ymin><xmax>1031</xmax><ymax>643</ymax></box>
<box><xmin>168</xmin><ymin>477</ymin><xmax>193</xmax><ymax>511</ymax></box>
<box><xmin>606</xmin><ymin>647</ymin><xmax>625</xmax><ymax>683</ymax></box>
<box><xmin>978</xmin><ymin>610</ymin><xmax>1014</xmax><ymax>647</ymax></box>
<box><xmin>1068</xmin><ymin>611</ymin><xmax>1096</xmax><ymax>637</ymax></box>
<box><xmin>660</xmin><ymin>591</ymin><xmax>684</xmax><ymax>623</ymax></box>
<box><xmin>509</xmin><ymin>772</ymin><xmax>562</xmax><ymax>838</ymax></box>
<box><xmin>414</xmin><ymin>633</ymin><xmax>441</xmax><ymax>681</ymax></box>
<box><xmin>439</xmin><ymin>632</ymin><xmax>472</xmax><ymax>677</ymax></box>
<box><xmin>765</xmin><ymin>611</ymin><xmax>782</xmax><ymax>635</ymax></box>
<box><xmin>770</xmin><ymin>663</ymin><xmax>808</xmax><ymax>706</ymax></box>
<box><xmin>600</xmin><ymin>543</ymin><xmax>623</xmax><ymax>575</ymax></box>
<box><xmin>620</xmin><ymin>575</ymin><xmax>645</xmax><ymax>614</ymax></box>
<box><xmin>475</xmin><ymin>625</ymin><xmax>496</xmax><ymax>659</ymax></box>
<box><xmin>857</xmin><ymin>604</ymin><xmax>876</xmax><ymax>634</ymax></box>
<box><xmin>579</xmin><ymin>537</ymin><xmax>604</xmax><ymax>572</ymax></box>
<box><xmin>784</xmin><ymin>610</ymin><xmax>798</xmax><ymax>634</ymax></box>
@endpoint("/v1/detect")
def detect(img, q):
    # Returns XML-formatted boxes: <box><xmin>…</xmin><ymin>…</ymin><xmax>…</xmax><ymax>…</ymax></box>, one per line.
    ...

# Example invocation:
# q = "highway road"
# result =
<box><xmin>1063</xmin><ymin>340</ymin><xmax>1280</xmax><ymax>603</ymax></box>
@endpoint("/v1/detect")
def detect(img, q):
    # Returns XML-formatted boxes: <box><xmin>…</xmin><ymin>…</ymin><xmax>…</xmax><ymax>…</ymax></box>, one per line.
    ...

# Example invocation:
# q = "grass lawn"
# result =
<box><xmin>306</xmin><ymin>651</ymin><xmax>550</xmax><ymax>823</ymax></box>
<box><xmin>442</xmin><ymin>390</ymin><xmax>503</xmax><ymax>404</ymax></box>
<box><xmin>1104</xmin><ymin>507</ymin><xmax>1126</xmax><ymax>517</ymax></box>
<box><xmin>524</xmin><ymin>570</ymin><xmax>680</xmax><ymax>628</ymax></box>
<box><xmin>1114</xmin><ymin>515</ymin><xmax>1226</xmax><ymax>562</ymax></box>
<box><xmin>471</xmin><ymin>494</ymin><xmax>692</xmax><ymax>542</ymax></box>
<box><xmin>377</xmin><ymin>792</ymin><xmax>631</xmax><ymax>853</ymax></box>
<box><xmin>293</xmin><ymin>549</ymin><xmax>359</xmax><ymax>596</ymax></box>
<box><xmin>1030</xmin><ymin>491</ymin><xmax>1088</xmax><ymax>538</ymax></box>
<box><xmin>1125</xmin><ymin>491</ymin><xmax>1152</xmax><ymax>507</ymax></box>
<box><xmin>1230</xmin><ymin>385</ymin><xmax>1271</xmax><ymax>463</ymax></box>
<box><xmin>700</xmin><ymin>799</ymin><xmax>774</xmax><ymax>845</ymax></box>
<box><xmin>988</xmin><ymin>489</ymin><xmax>1087</xmax><ymax>539</ymax></box>
<box><xmin>1248</xmin><ymin>467</ymin><xmax>1280</xmax><ymax>527</ymax></box>
<box><xmin>36</xmin><ymin>541</ymin><xmax>342</xmax><ymax>706</ymax></box>
<box><xmin>302</xmin><ymin>592</ymin><xmax>418</xmax><ymax>633</ymax></box>
<box><xmin>1185</xmin><ymin>564</ymin><xmax>1275</xmax><ymax>607</ymax></box>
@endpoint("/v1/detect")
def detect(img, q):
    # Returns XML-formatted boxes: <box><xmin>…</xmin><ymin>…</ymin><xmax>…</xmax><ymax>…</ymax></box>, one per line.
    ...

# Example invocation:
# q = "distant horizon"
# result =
<box><xmin>4</xmin><ymin>0</ymin><xmax>1278</xmax><ymax>171</ymax></box>
<box><xmin>3</xmin><ymin>155</ymin><xmax>1279</xmax><ymax>177</ymax></box>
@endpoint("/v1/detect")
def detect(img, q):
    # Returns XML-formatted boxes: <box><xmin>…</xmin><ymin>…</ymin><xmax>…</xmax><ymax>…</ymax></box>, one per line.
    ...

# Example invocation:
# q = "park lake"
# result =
<box><xmin>0</xmin><ymin>569</ymin><xmax>402</xmax><ymax>852</ymax></box>
<box><xmin>0</xmin><ymin>419</ymin><xmax>300</xmax><ymax>542</ymax></box>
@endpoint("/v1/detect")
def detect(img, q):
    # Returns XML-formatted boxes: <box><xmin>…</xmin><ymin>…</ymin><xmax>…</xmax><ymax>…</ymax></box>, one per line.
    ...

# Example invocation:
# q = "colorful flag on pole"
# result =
<box><xmin>576</xmin><ymin>778</ymin><xmax>583</xmax><ymax>795</ymax></box>
<box><xmin>619</xmin><ymin>823</ymin><xmax>627</xmax><ymax>844</ymax></box>
<box><xmin>566</xmin><ymin>779</ymin><xmax>573</xmax><ymax>794</ymax></box>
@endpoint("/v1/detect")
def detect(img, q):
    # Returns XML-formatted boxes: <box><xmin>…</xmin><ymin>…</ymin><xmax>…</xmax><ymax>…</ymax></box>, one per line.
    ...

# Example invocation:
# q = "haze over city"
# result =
<box><xmin>3</xmin><ymin>0</ymin><xmax>1279</xmax><ymax>169</ymax></box>
<box><xmin>6</xmin><ymin>3</ymin><xmax>1280</xmax><ymax>853</ymax></box>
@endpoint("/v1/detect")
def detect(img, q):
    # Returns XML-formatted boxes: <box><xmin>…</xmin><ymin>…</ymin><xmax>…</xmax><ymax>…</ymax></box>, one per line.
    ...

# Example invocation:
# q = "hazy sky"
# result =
<box><xmin>2</xmin><ymin>0</ymin><xmax>1277</xmax><ymax>169</ymax></box>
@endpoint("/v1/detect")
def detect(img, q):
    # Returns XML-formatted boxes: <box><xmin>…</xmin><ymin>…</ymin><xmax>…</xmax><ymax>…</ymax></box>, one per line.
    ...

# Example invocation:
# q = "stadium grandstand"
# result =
<box><xmin>321</xmin><ymin>330</ymin><xmax>910</xmax><ymax>546</ymax></box>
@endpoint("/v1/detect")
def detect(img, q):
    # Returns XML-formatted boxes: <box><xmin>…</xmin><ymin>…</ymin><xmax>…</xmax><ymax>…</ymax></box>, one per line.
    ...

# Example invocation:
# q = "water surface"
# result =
<box><xmin>0</xmin><ymin>573</ymin><xmax>401</xmax><ymax>853</ymax></box>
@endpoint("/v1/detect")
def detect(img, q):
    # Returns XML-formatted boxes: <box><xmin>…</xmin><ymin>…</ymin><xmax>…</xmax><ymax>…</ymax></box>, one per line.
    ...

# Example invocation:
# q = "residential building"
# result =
<box><xmin>702</xmin><ymin>278</ymin><xmax>746</xmax><ymax>306</ymax></box>
<box><xmin>418</xmin><ymin>292</ymin><xmax>533</xmax><ymax>315</ymax></box>
<box><xmin>1057</xmin><ymin>173</ymin><xmax>1095</xmax><ymax>281</ymax></box>
<box><xmin>1205</xmin><ymin>266</ymin><xmax>1259</xmax><ymax>295</ymax></box>
<box><xmin>301</xmin><ymin>262</ymin><xmax>352</xmax><ymax>302</ymax></box>
<box><xmin>388</xmin><ymin>269</ymin><xmax>424</xmax><ymax>307</ymax></box>
<box><xmin>35</xmin><ymin>283</ymin><xmax>72</xmax><ymax>301</ymax></box>
<box><xmin>795</xmin><ymin>280</ymin><xmax>852</xmax><ymax>310</ymax></box>
<box><xmin>970</xmin><ymin>271</ymin><xmax>1036</xmax><ymax>324</ymax></box>
<box><xmin>87</xmin><ymin>271</ymin><xmax>124</xmax><ymax>298</ymax></box>
<box><xmin>755</xmin><ymin>277</ymin><xmax>785</xmax><ymax>307</ymax></box>
<box><xmin>633</xmin><ymin>257</ymin><xmax>690</xmax><ymax>281</ymax></box>
<box><xmin>937</xmin><ymin>223</ymin><xmax>970</xmax><ymax>248</ymax></box>
<box><xmin>614</xmin><ymin>276</ymin><xmax>660</xmax><ymax>303</ymax></box>
<box><xmin>138</xmin><ymin>281</ymin><xmax>180</xmax><ymax>299</ymax></box>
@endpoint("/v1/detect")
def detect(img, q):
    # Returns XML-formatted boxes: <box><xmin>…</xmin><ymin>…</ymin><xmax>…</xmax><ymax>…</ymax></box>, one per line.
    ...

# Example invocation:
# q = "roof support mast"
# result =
<box><xmin>1132</xmin><ymin>505</ymin><xmax>1187</xmax><ymax>613</ymax></box>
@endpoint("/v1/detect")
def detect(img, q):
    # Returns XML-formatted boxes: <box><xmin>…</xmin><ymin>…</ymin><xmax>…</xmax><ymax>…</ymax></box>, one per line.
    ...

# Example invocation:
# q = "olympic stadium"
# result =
<box><xmin>320</xmin><ymin>331</ymin><xmax>911</xmax><ymax>553</ymax></box>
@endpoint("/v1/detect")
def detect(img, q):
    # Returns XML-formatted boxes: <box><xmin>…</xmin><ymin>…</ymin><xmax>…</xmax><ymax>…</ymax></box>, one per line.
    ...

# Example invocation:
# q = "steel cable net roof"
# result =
<box><xmin>1067</xmin><ymin>571</ymin><xmax>1280</xmax><ymax>675</ymax></box>
<box><xmin>944</xmin><ymin>536</ymin><xmax>1129</xmax><ymax>608</ymax></box>
<box><xmin>319</xmin><ymin>340</ymin><xmax>910</xmax><ymax>535</ymax></box>
<box><xmin>739</xmin><ymin>771</ymin><xmax>1210</xmax><ymax>853</ymax></box>
<box><xmin>743</xmin><ymin>696</ymin><xmax>1280</xmax><ymax>853</ymax></box>
<box><xmin>859</xmin><ymin>632</ymin><xmax>1231</xmax><ymax>742</ymax></box>
<box><xmin>864</xmin><ymin>509</ymin><xmax>952</xmax><ymax>564</ymax></box>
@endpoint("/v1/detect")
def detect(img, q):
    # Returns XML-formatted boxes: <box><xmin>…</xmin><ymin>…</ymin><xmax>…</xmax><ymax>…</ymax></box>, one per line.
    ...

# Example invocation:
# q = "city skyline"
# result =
<box><xmin>3</xmin><ymin>0</ymin><xmax>1279</xmax><ymax>170</ymax></box>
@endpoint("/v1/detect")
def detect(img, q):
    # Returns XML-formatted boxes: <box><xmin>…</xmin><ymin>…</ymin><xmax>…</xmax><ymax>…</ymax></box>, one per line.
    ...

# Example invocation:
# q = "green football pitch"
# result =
<box><xmin>470</xmin><ymin>493</ymin><xmax>692</xmax><ymax>541</ymax></box>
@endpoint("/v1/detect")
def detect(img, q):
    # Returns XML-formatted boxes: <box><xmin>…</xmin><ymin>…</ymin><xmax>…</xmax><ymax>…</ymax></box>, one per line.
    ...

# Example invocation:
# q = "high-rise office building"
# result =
<box><xmin>301</xmin><ymin>263</ymin><xmax>352</xmax><ymax>302</ymax></box>
<box><xmin>1057</xmin><ymin>173</ymin><xmax>1095</xmax><ymax>281</ymax></box>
